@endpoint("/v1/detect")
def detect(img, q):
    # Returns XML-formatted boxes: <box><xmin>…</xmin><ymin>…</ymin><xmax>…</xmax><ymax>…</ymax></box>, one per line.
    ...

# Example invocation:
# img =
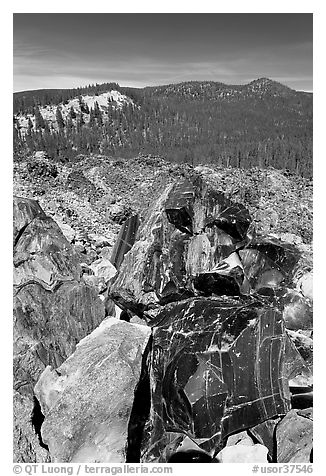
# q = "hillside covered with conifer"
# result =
<box><xmin>13</xmin><ymin>78</ymin><xmax>313</xmax><ymax>177</ymax></box>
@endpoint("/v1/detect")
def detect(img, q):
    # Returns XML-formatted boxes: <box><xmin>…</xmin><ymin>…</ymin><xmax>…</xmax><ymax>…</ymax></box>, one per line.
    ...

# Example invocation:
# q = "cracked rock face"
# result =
<box><xmin>13</xmin><ymin>197</ymin><xmax>105</xmax><ymax>461</ymax></box>
<box><xmin>108</xmin><ymin>174</ymin><xmax>312</xmax><ymax>463</ymax></box>
<box><xmin>17</xmin><ymin>172</ymin><xmax>312</xmax><ymax>463</ymax></box>
<box><xmin>13</xmin><ymin>197</ymin><xmax>105</xmax><ymax>396</ymax></box>
<box><xmin>109</xmin><ymin>177</ymin><xmax>253</xmax><ymax>315</ymax></box>
<box><xmin>13</xmin><ymin>391</ymin><xmax>50</xmax><ymax>463</ymax></box>
<box><xmin>275</xmin><ymin>409</ymin><xmax>313</xmax><ymax>462</ymax></box>
<box><xmin>13</xmin><ymin>197</ymin><xmax>81</xmax><ymax>290</ymax></box>
<box><xmin>143</xmin><ymin>298</ymin><xmax>310</xmax><ymax>461</ymax></box>
<box><xmin>34</xmin><ymin>318</ymin><xmax>151</xmax><ymax>463</ymax></box>
<box><xmin>109</xmin><ymin>176</ymin><xmax>304</xmax><ymax>320</ymax></box>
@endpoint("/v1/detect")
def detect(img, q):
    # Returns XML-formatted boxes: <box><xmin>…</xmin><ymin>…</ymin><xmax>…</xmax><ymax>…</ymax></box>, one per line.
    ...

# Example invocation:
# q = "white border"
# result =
<box><xmin>2</xmin><ymin>3</ymin><xmax>322</xmax><ymax>475</ymax></box>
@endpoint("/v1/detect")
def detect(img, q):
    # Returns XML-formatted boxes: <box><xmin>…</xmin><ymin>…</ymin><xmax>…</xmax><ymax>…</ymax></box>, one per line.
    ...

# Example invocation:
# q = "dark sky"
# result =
<box><xmin>13</xmin><ymin>13</ymin><xmax>313</xmax><ymax>92</ymax></box>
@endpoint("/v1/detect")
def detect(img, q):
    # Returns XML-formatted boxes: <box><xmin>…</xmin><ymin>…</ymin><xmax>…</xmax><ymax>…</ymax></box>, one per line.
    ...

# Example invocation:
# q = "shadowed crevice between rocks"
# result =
<box><xmin>126</xmin><ymin>335</ymin><xmax>152</xmax><ymax>463</ymax></box>
<box><xmin>290</xmin><ymin>386</ymin><xmax>313</xmax><ymax>410</ymax></box>
<box><xmin>31</xmin><ymin>396</ymin><xmax>49</xmax><ymax>452</ymax></box>
<box><xmin>14</xmin><ymin>222</ymin><xmax>30</xmax><ymax>248</ymax></box>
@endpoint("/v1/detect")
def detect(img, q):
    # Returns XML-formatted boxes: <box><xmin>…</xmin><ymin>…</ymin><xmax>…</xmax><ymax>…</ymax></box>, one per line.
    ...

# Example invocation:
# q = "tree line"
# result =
<box><xmin>13</xmin><ymin>83</ymin><xmax>312</xmax><ymax>177</ymax></box>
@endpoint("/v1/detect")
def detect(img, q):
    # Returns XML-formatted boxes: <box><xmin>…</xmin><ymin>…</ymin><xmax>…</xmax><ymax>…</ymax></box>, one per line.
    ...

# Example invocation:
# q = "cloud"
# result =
<box><xmin>13</xmin><ymin>29</ymin><xmax>312</xmax><ymax>92</ymax></box>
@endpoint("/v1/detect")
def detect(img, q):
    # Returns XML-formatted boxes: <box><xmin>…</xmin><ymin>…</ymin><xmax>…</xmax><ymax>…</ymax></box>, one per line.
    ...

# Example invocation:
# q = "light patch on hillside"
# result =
<box><xmin>15</xmin><ymin>90</ymin><xmax>135</xmax><ymax>135</ymax></box>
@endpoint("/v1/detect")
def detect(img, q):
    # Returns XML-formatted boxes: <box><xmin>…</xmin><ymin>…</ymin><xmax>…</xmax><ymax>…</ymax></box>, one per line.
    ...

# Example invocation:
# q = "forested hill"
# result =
<box><xmin>13</xmin><ymin>78</ymin><xmax>313</xmax><ymax>177</ymax></box>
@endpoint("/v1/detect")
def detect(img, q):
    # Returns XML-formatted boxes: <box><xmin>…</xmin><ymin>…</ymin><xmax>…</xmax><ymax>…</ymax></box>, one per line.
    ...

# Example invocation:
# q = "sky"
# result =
<box><xmin>13</xmin><ymin>13</ymin><xmax>313</xmax><ymax>93</ymax></box>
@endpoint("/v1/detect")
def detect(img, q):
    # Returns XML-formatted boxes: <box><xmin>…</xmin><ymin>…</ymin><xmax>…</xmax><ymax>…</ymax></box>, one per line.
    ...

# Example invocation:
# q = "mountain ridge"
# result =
<box><xmin>13</xmin><ymin>78</ymin><xmax>313</xmax><ymax>178</ymax></box>
<box><xmin>14</xmin><ymin>77</ymin><xmax>312</xmax><ymax>96</ymax></box>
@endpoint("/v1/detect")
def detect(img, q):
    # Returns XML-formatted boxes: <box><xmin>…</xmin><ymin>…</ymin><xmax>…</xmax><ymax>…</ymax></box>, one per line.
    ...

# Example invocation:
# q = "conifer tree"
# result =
<box><xmin>77</xmin><ymin>114</ymin><xmax>85</xmax><ymax>133</ymax></box>
<box><xmin>94</xmin><ymin>101</ymin><xmax>103</xmax><ymax>126</ymax></box>
<box><xmin>89</xmin><ymin>108</ymin><xmax>96</xmax><ymax>127</ymax></box>
<box><xmin>35</xmin><ymin>107</ymin><xmax>45</xmax><ymax>129</ymax></box>
<box><xmin>69</xmin><ymin>106</ymin><xmax>77</xmax><ymax>119</ymax></box>
<box><xmin>79</xmin><ymin>96</ymin><xmax>89</xmax><ymax>114</ymax></box>
<box><xmin>56</xmin><ymin>107</ymin><xmax>65</xmax><ymax>130</ymax></box>
<box><xmin>27</xmin><ymin>117</ymin><xmax>34</xmax><ymax>133</ymax></box>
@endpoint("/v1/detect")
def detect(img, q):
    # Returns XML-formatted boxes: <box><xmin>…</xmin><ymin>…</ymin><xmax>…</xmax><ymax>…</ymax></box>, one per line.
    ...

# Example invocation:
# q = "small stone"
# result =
<box><xmin>227</xmin><ymin>431</ymin><xmax>255</xmax><ymax>446</ymax></box>
<box><xmin>296</xmin><ymin>271</ymin><xmax>313</xmax><ymax>301</ymax></box>
<box><xmin>74</xmin><ymin>243</ymin><xmax>86</xmax><ymax>254</ymax></box>
<box><xmin>80</xmin><ymin>263</ymin><xmax>94</xmax><ymax>275</ymax></box>
<box><xmin>88</xmin><ymin>233</ymin><xmax>111</xmax><ymax>248</ymax></box>
<box><xmin>90</xmin><ymin>258</ymin><xmax>117</xmax><ymax>283</ymax></box>
<box><xmin>57</xmin><ymin>221</ymin><xmax>76</xmax><ymax>243</ymax></box>
<box><xmin>282</xmin><ymin>290</ymin><xmax>313</xmax><ymax>330</ymax></box>
<box><xmin>275</xmin><ymin>410</ymin><xmax>313</xmax><ymax>462</ymax></box>
<box><xmin>217</xmin><ymin>444</ymin><xmax>268</xmax><ymax>463</ymax></box>
<box><xmin>99</xmin><ymin>246</ymin><xmax>111</xmax><ymax>258</ymax></box>
<box><xmin>85</xmin><ymin>249</ymin><xmax>98</xmax><ymax>264</ymax></box>
<box><xmin>83</xmin><ymin>275</ymin><xmax>107</xmax><ymax>293</ymax></box>
<box><xmin>286</xmin><ymin>329</ymin><xmax>313</xmax><ymax>365</ymax></box>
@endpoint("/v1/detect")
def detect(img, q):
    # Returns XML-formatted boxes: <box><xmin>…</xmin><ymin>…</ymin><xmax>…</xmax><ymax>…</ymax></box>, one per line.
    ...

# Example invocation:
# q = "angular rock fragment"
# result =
<box><xmin>35</xmin><ymin>318</ymin><xmax>151</xmax><ymax>463</ymax></box>
<box><xmin>14</xmin><ymin>200</ymin><xmax>81</xmax><ymax>290</ymax></box>
<box><xmin>13</xmin><ymin>196</ymin><xmax>46</xmax><ymax>245</ymax></box>
<box><xmin>286</xmin><ymin>329</ymin><xmax>313</xmax><ymax>367</ymax></box>
<box><xmin>248</xmin><ymin>418</ymin><xmax>280</xmax><ymax>461</ymax></box>
<box><xmin>235</xmin><ymin>237</ymin><xmax>301</xmax><ymax>297</ymax></box>
<box><xmin>165</xmin><ymin>178</ymin><xmax>195</xmax><ymax>234</ymax></box>
<box><xmin>206</xmin><ymin>197</ymin><xmax>251</xmax><ymax>242</ymax></box>
<box><xmin>88</xmin><ymin>233</ymin><xmax>111</xmax><ymax>249</ymax></box>
<box><xmin>13</xmin><ymin>391</ymin><xmax>50</xmax><ymax>463</ymax></box>
<box><xmin>89</xmin><ymin>257</ymin><xmax>117</xmax><ymax>283</ymax></box>
<box><xmin>296</xmin><ymin>271</ymin><xmax>313</xmax><ymax>301</ymax></box>
<box><xmin>245</xmin><ymin>238</ymin><xmax>301</xmax><ymax>276</ymax></box>
<box><xmin>239</xmin><ymin>248</ymin><xmax>286</xmax><ymax>292</ymax></box>
<box><xmin>297</xmin><ymin>407</ymin><xmax>313</xmax><ymax>420</ymax></box>
<box><xmin>110</xmin><ymin>214</ymin><xmax>140</xmax><ymax>269</ymax></box>
<box><xmin>13</xmin><ymin>197</ymin><xmax>105</xmax><ymax>393</ymax></box>
<box><xmin>55</xmin><ymin>219</ymin><xmax>76</xmax><ymax>243</ymax></box>
<box><xmin>14</xmin><ymin>281</ymin><xmax>105</xmax><ymax>396</ymax></box>
<box><xmin>186</xmin><ymin>228</ymin><xmax>241</xmax><ymax>276</ymax></box>
<box><xmin>109</xmin><ymin>183</ymin><xmax>188</xmax><ymax>314</ymax></box>
<box><xmin>143</xmin><ymin>297</ymin><xmax>310</xmax><ymax>461</ymax></box>
<box><xmin>193</xmin><ymin>271</ymin><xmax>242</xmax><ymax>296</ymax></box>
<box><xmin>238</xmin><ymin>239</ymin><xmax>299</xmax><ymax>294</ymax></box>
<box><xmin>290</xmin><ymin>387</ymin><xmax>313</xmax><ymax>410</ymax></box>
<box><xmin>109</xmin><ymin>176</ymin><xmax>252</xmax><ymax>316</ymax></box>
<box><xmin>281</xmin><ymin>289</ymin><xmax>313</xmax><ymax>330</ymax></box>
<box><xmin>13</xmin><ymin>197</ymin><xmax>105</xmax><ymax>462</ymax></box>
<box><xmin>226</xmin><ymin>430</ymin><xmax>255</xmax><ymax>446</ymax></box>
<box><xmin>217</xmin><ymin>443</ymin><xmax>269</xmax><ymax>463</ymax></box>
<box><xmin>193</xmin><ymin>252</ymin><xmax>245</xmax><ymax>296</ymax></box>
<box><xmin>275</xmin><ymin>409</ymin><xmax>313</xmax><ymax>462</ymax></box>
<box><xmin>82</xmin><ymin>274</ymin><xmax>107</xmax><ymax>293</ymax></box>
<box><xmin>165</xmin><ymin>176</ymin><xmax>251</xmax><ymax>239</ymax></box>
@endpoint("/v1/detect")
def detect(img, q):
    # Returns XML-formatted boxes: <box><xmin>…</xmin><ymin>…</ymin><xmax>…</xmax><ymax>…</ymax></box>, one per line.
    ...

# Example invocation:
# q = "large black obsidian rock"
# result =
<box><xmin>107</xmin><ymin>174</ymin><xmax>313</xmax><ymax>463</ymax></box>
<box><xmin>110</xmin><ymin>215</ymin><xmax>140</xmax><ymax>269</ymax></box>
<box><xmin>109</xmin><ymin>175</ymin><xmax>253</xmax><ymax>316</ymax></box>
<box><xmin>143</xmin><ymin>297</ymin><xmax>310</xmax><ymax>462</ymax></box>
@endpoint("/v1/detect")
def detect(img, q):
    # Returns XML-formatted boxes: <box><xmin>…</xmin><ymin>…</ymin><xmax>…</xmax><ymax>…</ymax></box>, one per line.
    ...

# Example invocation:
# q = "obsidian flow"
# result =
<box><xmin>109</xmin><ymin>175</ymin><xmax>312</xmax><ymax>463</ymax></box>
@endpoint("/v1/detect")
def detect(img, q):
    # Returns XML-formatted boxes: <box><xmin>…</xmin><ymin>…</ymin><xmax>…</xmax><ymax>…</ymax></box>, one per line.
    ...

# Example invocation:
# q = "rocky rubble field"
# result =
<box><xmin>14</xmin><ymin>152</ymin><xmax>312</xmax><ymax>254</ymax></box>
<box><xmin>13</xmin><ymin>153</ymin><xmax>313</xmax><ymax>463</ymax></box>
